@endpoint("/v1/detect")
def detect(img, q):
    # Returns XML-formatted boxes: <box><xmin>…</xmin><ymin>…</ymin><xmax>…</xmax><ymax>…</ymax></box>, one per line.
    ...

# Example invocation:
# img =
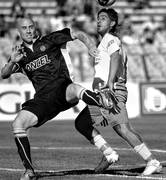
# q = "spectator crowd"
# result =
<box><xmin>0</xmin><ymin>0</ymin><xmax>166</xmax><ymax>84</ymax></box>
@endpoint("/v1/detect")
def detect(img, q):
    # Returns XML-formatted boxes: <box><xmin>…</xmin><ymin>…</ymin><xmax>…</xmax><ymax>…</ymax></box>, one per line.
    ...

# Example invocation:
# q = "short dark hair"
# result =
<box><xmin>98</xmin><ymin>8</ymin><xmax>119</xmax><ymax>34</ymax></box>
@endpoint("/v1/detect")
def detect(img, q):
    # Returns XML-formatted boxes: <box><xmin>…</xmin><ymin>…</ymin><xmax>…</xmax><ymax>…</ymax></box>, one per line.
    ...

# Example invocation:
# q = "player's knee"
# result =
<box><xmin>12</xmin><ymin>118</ymin><xmax>27</xmax><ymax>131</ymax></box>
<box><xmin>66</xmin><ymin>83</ymin><xmax>84</xmax><ymax>102</ymax></box>
<box><xmin>71</xmin><ymin>83</ymin><xmax>85</xmax><ymax>98</ymax></box>
<box><xmin>66</xmin><ymin>83</ymin><xmax>77</xmax><ymax>101</ymax></box>
<box><xmin>12</xmin><ymin>111</ymin><xmax>38</xmax><ymax>131</ymax></box>
<box><xmin>121</xmin><ymin>125</ymin><xmax>128</xmax><ymax>135</ymax></box>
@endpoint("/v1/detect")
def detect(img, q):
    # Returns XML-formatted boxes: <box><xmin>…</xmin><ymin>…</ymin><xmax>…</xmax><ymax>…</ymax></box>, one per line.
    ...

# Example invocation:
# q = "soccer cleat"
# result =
<box><xmin>20</xmin><ymin>169</ymin><xmax>36</xmax><ymax>180</ymax></box>
<box><xmin>94</xmin><ymin>151</ymin><xmax>119</xmax><ymax>173</ymax></box>
<box><xmin>142</xmin><ymin>159</ymin><xmax>162</xmax><ymax>176</ymax></box>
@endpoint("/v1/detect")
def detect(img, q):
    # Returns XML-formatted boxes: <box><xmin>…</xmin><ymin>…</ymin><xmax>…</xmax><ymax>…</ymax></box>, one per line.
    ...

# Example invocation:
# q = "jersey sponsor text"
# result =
<box><xmin>25</xmin><ymin>55</ymin><xmax>51</xmax><ymax>71</ymax></box>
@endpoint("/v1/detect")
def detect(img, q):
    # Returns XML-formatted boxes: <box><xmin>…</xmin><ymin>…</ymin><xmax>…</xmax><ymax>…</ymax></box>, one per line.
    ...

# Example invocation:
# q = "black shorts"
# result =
<box><xmin>22</xmin><ymin>78</ymin><xmax>78</xmax><ymax>127</ymax></box>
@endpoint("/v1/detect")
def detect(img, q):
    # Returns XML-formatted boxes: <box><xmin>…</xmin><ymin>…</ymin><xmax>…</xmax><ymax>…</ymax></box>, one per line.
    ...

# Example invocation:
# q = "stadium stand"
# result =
<box><xmin>0</xmin><ymin>0</ymin><xmax>57</xmax><ymax>16</ymax></box>
<box><xmin>0</xmin><ymin>0</ymin><xmax>166</xmax><ymax>22</ymax></box>
<box><xmin>114</xmin><ymin>0</ymin><xmax>166</xmax><ymax>23</ymax></box>
<box><xmin>0</xmin><ymin>0</ymin><xmax>166</xmax><ymax>83</ymax></box>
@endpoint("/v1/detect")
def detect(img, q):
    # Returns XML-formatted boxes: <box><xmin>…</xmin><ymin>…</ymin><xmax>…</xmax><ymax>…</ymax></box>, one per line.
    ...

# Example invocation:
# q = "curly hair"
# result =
<box><xmin>98</xmin><ymin>8</ymin><xmax>120</xmax><ymax>35</ymax></box>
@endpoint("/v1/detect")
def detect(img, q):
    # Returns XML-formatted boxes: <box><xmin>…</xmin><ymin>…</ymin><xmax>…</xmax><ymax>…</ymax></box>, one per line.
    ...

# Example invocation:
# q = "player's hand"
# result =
<box><xmin>108</xmin><ymin>90</ymin><xmax>121</xmax><ymax>114</ymax></box>
<box><xmin>11</xmin><ymin>45</ymin><xmax>25</xmax><ymax>63</ymax></box>
<box><xmin>100</xmin><ymin>82</ymin><xmax>114</xmax><ymax>92</ymax></box>
<box><xmin>89</xmin><ymin>47</ymin><xmax>99</xmax><ymax>58</ymax></box>
<box><xmin>100</xmin><ymin>88</ymin><xmax>120</xmax><ymax>114</ymax></box>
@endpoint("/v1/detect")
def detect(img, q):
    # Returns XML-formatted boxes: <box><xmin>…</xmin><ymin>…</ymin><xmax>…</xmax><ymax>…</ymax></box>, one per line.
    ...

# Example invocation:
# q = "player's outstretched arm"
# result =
<box><xmin>70</xmin><ymin>28</ymin><xmax>99</xmax><ymax>58</ymax></box>
<box><xmin>1</xmin><ymin>45</ymin><xmax>24</xmax><ymax>79</ymax></box>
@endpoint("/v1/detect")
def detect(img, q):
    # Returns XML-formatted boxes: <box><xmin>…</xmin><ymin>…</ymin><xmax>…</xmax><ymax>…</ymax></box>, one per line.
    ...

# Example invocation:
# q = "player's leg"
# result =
<box><xmin>66</xmin><ymin>83</ymin><xmax>112</xmax><ymax>109</ymax></box>
<box><xmin>12</xmin><ymin>110</ymin><xmax>38</xmax><ymax>180</ymax></box>
<box><xmin>113</xmin><ymin>123</ymin><xmax>162</xmax><ymax>175</ymax></box>
<box><xmin>75</xmin><ymin>106</ymin><xmax>119</xmax><ymax>173</ymax></box>
<box><xmin>111</xmin><ymin>103</ymin><xmax>162</xmax><ymax>176</ymax></box>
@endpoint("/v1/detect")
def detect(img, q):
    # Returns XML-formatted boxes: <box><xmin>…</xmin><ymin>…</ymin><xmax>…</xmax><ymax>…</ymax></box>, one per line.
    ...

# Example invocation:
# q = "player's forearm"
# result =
<box><xmin>1</xmin><ymin>61</ymin><xmax>15</xmax><ymax>79</ymax></box>
<box><xmin>72</xmin><ymin>30</ymin><xmax>96</xmax><ymax>49</ymax></box>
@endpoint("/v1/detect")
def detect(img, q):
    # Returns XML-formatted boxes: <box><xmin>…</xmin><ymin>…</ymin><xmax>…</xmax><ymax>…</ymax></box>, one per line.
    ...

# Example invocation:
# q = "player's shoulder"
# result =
<box><xmin>41</xmin><ymin>28</ymin><xmax>72</xmax><ymax>44</ymax></box>
<box><xmin>105</xmin><ymin>33</ymin><xmax>120</xmax><ymax>43</ymax></box>
<box><xmin>56</xmin><ymin>28</ymin><xmax>71</xmax><ymax>34</ymax></box>
<box><xmin>105</xmin><ymin>33</ymin><xmax>116</xmax><ymax>39</ymax></box>
<box><xmin>102</xmin><ymin>33</ymin><xmax>120</xmax><ymax>47</ymax></box>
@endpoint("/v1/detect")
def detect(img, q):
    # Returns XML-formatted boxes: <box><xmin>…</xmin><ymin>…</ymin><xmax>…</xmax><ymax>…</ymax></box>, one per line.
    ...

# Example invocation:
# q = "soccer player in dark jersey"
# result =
<box><xmin>75</xmin><ymin>8</ymin><xmax>162</xmax><ymax>176</ymax></box>
<box><xmin>1</xmin><ymin>16</ymin><xmax>114</xmax><ymax>180</ymax></box>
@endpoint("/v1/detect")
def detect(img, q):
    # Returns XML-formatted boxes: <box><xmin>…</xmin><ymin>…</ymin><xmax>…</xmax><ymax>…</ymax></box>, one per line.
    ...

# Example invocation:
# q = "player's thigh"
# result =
<box><xmin>12</xmin><ymin>110</ymin><xmax>38</xmax><ymax>130</ymax></box>
<box><xmin>66</xmin><ymin>83</ymin><xmax>83</xmax><ymax>103</ymax></box>
<box><xmin>88</xmin><ymin>105</ymin><xmax>105</xmax><ymax>125</ymax></box>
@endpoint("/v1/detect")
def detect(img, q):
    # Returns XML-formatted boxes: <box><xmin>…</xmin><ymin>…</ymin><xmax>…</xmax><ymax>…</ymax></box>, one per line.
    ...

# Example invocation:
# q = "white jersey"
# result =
<box><xmin>93</xmin><ymin>33</ymin><xmax>127</xmax><ymax>90</ymax></box>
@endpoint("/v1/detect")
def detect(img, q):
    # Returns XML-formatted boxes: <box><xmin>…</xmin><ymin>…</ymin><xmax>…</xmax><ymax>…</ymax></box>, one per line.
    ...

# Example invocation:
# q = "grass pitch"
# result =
<box><xmin>0</xmin><ymin>116</ymin><xmax>165</xmax><ymax>180</ymax></box>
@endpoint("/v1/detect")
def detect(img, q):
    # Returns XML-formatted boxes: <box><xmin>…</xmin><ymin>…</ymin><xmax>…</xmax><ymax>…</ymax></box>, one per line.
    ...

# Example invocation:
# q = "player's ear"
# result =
<box><xmin>109</xmin><ymin>21</ymin><xmax>116</xmax><ymax>28</ymax></box>
<box><xmin>16</xmin><ymin>28</ymin><xmax>21</xmax><ymax>38</ymax></box>
<box><xmin>34</xmin><ymin>29</ymin><xmax>41</xmax><ymax>38</ymax></box>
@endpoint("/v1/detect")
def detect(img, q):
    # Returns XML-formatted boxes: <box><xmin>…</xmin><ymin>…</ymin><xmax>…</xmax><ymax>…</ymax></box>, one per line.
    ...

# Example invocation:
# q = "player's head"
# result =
<box><xmin>16</xmin><ymin>16</ymin><xmax>36</xmax><ymax>44</ymax></box>
<box><xmin>97</xmin><ymin>8</ymin><xmax>118</xmax><ymax>36</ymax></box>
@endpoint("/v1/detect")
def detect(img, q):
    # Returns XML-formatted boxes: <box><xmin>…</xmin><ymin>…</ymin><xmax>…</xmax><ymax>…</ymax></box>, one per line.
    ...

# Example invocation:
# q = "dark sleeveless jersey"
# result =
<box><xmin>14</xmin><ymin>28</ymin><xmax>73</xmax><ymax>93</ymax></box>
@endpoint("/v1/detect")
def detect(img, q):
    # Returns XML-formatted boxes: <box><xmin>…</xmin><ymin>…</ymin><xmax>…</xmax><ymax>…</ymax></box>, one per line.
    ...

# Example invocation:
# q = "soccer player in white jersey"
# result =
<box><xmin>75</xmin><ymin>8</ymin><xmax>162</xmax><ymax>176</ymax></box>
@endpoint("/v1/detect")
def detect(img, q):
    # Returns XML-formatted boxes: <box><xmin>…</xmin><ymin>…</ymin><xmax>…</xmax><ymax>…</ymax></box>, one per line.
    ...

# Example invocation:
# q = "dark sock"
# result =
<box><xmin>81</xmin><ymin>90</ymin><xmax>101</xmax><ymax>106</ymax></box>
<box><xmin>15</xmin><ymin>136</ymin><xmax>34</xmax><ymax>171</ymax></box>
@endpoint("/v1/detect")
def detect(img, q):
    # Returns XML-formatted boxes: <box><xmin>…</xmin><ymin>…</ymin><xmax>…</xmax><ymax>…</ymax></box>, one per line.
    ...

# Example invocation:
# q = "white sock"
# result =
<box><xmin>93</xmin><ymin>135</ymin><xmax>114</xmax><ymax>155</ymax></box>
<box><xmin>134</xmin><ymin>143</ymin><xmax>152</xmax><ymax>161</ymax></box>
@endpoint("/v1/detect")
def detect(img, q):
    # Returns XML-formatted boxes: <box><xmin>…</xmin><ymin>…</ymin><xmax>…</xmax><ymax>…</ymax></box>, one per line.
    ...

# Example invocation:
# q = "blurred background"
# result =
<box><xmin>0</xmin><ymin>0</ymin><xmax>166</xmax><ymax>119</ymax></box>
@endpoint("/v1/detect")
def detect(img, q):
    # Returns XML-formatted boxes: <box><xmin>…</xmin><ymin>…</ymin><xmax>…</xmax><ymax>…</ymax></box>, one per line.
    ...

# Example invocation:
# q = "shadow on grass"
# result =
<box><xmin>34</xmin><ymin>162</ymin><xmax>166</xmax><ymax>179</ymax></box>
<box><xmin>34</xmin><ymin>166</ymin><xmax>155</xmax><ymax>179</ymax></box>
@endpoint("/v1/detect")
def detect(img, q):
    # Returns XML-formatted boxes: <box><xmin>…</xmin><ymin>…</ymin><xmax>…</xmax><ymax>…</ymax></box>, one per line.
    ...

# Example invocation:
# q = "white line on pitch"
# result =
<box><xmin>92</xmin><ymin>174</ymin><xmax>166</xmax><ymax>180</ymax></box>
<box><xmin>0</xmin><ymin>146</ymin><xmax>166</xmax><ymax>153</ymax></box>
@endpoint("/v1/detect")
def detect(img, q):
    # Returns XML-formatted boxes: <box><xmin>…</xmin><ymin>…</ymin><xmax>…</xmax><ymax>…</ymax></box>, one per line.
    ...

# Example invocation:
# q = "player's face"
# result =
<box><xmin>97</xmin><ymin>12</ymin><xmax>112</xmax><ymax>36</ymax></box>
<box><xmin>17</xmin><ymin>18</ymin><xmax>36</xmax><ymax>44</ymax></box>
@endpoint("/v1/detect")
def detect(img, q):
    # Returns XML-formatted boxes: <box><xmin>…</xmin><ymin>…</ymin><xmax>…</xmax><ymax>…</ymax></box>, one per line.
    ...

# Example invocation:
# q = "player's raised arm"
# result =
<box><xmin>107</xmin><ymin>50</ymin><xmax>122</xmax><ymax>91</ymax></box>
<box><xmin>70</xmin><ymin>28</ymin><xmax>99</xmax><ymax>58</ymax></box>
<box><xmin>1</xmin><ymin>45</ymin><xmax>23</xmax><ymax>79</ymax></box>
